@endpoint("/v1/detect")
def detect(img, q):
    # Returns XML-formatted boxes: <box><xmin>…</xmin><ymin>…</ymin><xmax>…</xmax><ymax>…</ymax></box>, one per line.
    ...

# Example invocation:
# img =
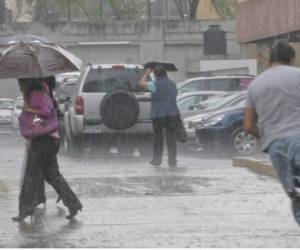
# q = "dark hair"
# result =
<box><xmin>42</xmin><ymin>76</ymin><xmax>58</xmax><ymax>110</ymax></box>
<box><xmin>270</xmin><ymin>42</ymin><xmax>295</xmax><ymax>65</ymax></box>
<box><xmin>153</xmin><ymin>65</ymin><xmax>167</xmax><ymax>78</ymax></box>
<box><xmin>18</xmin><ymin>78</ymin><xmax>44</xmax><ymax>91</ymax></box>
<box><xmin>42</xmin><ymin>76</ymin><xmax>56</xmax><ymax>92</ymax></box>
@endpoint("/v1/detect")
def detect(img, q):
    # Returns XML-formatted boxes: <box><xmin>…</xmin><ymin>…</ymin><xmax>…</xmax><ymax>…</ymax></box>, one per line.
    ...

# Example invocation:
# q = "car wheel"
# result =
<box><xmin>230</xmin><ymin>127</ymin><xmax>257</xmax><ymax>155</ymax></box>
<box><xmin>100</xmin><ymin>90</ymin><xmax>139</xmax><ymax>130</ymax></box>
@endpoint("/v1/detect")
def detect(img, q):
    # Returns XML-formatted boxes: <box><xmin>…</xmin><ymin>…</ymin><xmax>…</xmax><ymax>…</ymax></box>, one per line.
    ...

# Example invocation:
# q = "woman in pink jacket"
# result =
<box><xmin>13</xmin><ymin>78</ymin><xmax>82</xmax><ymax>222</ymax></box>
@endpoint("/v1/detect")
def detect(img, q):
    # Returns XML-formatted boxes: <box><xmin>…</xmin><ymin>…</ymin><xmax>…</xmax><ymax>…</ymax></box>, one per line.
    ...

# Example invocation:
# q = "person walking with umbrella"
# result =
<box><xmin>139</xmin><ymin>65</ymin><xmax>180</xmax><ymax>167</ymax></box>
<box><xmin>13</xmin><ymin>78</ymin><xmax>82</xmax><ymax>222</ymax></box>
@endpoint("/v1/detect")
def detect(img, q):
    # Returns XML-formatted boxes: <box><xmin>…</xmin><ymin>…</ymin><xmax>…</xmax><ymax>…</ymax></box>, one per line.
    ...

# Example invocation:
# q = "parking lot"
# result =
<box><xmin>0</xmin><ymin>126</ymin><xmax>300</xmax><ymax>248</ymax></box>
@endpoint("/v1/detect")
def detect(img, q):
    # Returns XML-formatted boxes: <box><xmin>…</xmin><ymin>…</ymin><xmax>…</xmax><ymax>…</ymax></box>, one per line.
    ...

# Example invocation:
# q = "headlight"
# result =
<box><xmin>201</xmin><ymin>114</ymin><xmax>225</xmax><ymax>127</ymax></box>
<box><xmin>184</xmin><ymin>117</ymin><xmax>205</xmax><ymax>129</ymax></box>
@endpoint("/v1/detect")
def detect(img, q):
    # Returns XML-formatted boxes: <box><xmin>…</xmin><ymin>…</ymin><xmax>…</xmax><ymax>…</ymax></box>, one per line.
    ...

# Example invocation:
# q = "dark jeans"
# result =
<box><xmin>152</xmin><ymin>116</ymin><xmax>178</xmax><ymax>167</ymax></box>
<box><xmin>268</xmin><ymin>135</ymin><xmax>300</xmax><ymax>226</ymax></box>
<box><xmin>18</xmin><ymin>136</ymin><xmax>82</xmax><ymax>218</ymax></box>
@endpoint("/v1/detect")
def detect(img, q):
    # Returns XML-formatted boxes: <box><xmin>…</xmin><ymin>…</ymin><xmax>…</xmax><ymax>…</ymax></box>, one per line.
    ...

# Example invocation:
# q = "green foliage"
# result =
<box><xmin>108</xmin><ymin>0</ymin><xmax>144</xmax><ymax>20</ymax></box>
<box><xmin>212</xmin><ymin>0</ymin><xmax>235</xmax><ymax>20</ymax></box>
<box><xmin>32</xmin><ymin>0</ymin><xmax>145</xmax><ymax>21</ymax></box>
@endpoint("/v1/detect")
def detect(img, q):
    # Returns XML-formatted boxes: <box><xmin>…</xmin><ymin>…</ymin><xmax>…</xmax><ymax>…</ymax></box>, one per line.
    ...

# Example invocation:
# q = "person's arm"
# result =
<box><xmin>139</xmin><ymin>68</ymin><xmax>152</xmax><ymax>89</ymax></box>
<box><xmin>244</xmin><ymin>107</ymin><xmax>259</xmax><ymax>139</ymax></box>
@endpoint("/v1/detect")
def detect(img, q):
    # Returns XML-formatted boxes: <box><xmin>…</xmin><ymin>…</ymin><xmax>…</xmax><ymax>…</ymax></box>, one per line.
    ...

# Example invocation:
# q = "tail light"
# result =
<box><xmin>75</xmin><ymin>96</ymin><xmax>84</xmax><ymax>114</ymax></box>
<box><xmin>112</xmin><ymin>64</ymin><xmax>125</xmax><ymax>70</ymax></box>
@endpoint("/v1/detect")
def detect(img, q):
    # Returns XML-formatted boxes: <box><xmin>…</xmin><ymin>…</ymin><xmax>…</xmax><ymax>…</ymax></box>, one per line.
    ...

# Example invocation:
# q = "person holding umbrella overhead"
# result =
<box><xmin>0</xmin><ymin>35</ymin><xmax>83</xmax><ymax>221</ymax></box>
<box><xmin>139</xmin><ymin>64</ymin><xmax>180</xmax><ymax>168</ymax></box>
<box><xmin>13</xmin><ymin>78</ymin><xmax>82</xmax><ymax>222</ymax></box>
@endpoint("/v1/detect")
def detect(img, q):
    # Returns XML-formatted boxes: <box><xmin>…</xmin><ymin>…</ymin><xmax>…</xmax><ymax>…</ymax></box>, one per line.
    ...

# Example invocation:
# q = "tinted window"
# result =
<box><xmin>206</xmin><ymin>79</ymin><xmax>240</xmax><ymax>91</ymax></box>
<box><xmin>83</xmin><ymin>68</ymin><xmax>146</xmax><ymax>93</ymax></box>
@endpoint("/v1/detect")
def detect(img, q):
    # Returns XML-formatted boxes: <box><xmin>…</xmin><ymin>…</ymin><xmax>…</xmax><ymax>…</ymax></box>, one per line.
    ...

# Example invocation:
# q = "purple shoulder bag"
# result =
<box><xmin>19</xmin><ymin>109</ymin><xmax>58</xmax><ymax>139</ymax></box>
<box><xmin>18</xmin><ymin>90</ymin><xmax>58</xmax><ymax>139</ymax></box>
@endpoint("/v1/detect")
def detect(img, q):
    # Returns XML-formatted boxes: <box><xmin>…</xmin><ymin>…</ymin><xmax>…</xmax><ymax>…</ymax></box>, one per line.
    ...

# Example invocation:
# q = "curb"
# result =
<box><xmin>232</xmin><ymin>157</ymin><xmax>278</xmax><ymax>179</ymax></box>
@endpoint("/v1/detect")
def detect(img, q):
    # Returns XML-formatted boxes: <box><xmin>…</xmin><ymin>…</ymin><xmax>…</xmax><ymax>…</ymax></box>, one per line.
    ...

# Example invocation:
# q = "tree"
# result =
<box><xmin>0</xmin><ymin>0</ymin><xmax>6</xmax><ymax>23</ymax></box>
<box><xmin>189</xmin><ymin>0</ymin><xmax>199</xmax><ymax>19</ymax></box>
<box><xmin>212</xmin><ymin>0</ymin><xmax>235</xmax><ymax>20</ymax></box>
<box><xmin>34</xmin><ymin>0</ymin><xmax>92</xmax><ymax>22</ymax></box>
<box><xmin>174</xmin><ymin>0</ymin><xmax>200</xmax><ymax>19</ymax></box>
<box><xmin>108</xmin><ymin>0</ymin><xmax>144</xmax><ymax>21</ymax></box>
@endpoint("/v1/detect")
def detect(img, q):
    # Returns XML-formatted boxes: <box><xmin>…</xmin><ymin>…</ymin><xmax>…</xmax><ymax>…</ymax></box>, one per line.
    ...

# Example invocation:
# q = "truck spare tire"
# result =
<box><xmin>100</xmin><ymin>90</ymin><xmax>140</xmax><ymax>130</ymax></box>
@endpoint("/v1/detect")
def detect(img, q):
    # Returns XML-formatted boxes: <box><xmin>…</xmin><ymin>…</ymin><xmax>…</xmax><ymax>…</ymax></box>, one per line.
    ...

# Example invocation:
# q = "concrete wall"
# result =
<box><xmin>0</xmin><ymin>19</ymin><xmax>241</xmax><ymax>98</ymax></box>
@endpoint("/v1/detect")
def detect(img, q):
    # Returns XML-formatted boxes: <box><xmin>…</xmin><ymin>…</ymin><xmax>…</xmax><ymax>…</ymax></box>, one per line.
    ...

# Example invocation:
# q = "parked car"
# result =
<box><xmin>182</xmin><ymin>91</ymin><xmax>247</xmax><ymax>150</ymax></box>
<box><xmin>63</xmin><ymin>64</ymin><xmax>153</xmax><ymax>155</ymax></box>
<box><xmin>176</xmin><ymin>91</ymin><xmax>228</xmax><ymax>116</ymax></box>
<box><xmin>183</xmin><ymin>91</ymin><xmax>247</xmax><ymax>131</ymax></box>
<box><xmin>11</xmin><ymin>96</ymin><xmax>24</xmax><ymax>128</ymax></box>
<box><xmin>0</xmin><ymin>98</ymin><xmax>14</xmax><ymax>124</ymax></box>
<box><xmin>54</xmin><ymin>72</ymin><xmax>80</xmax><ymax>145</ymax></box>
<box><xmin>194</xmin><ymin>105</ymin><xmax>258</xmax><ymax>155</ymax></box>
<box><xmin>55</xmin><ymin>72</ymin><xmax>81</xmax><ymax>86</ymax></box>
<box><xmin>177</xmin><ymin>75</ymin><xmax>254</xmax><ymax>95</ymax></box>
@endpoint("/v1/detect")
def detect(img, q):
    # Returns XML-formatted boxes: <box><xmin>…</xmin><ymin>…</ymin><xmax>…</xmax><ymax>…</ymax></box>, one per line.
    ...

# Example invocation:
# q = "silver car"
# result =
<box><xmin>177</xmin><ymin>75</ymin><xmax>253</xmax><ymax>94</ymax></box>
<box><xmin>63</xmin><ymin>64</ymin><xmax>152</xmax><ymax>155</ymax></box>
<box><xmin>11</xmin><ymin>96</ymin><xmax>24</xmax><ymax>128</ymax></box>
<box><xmin>0</xmin><ymin>98</ymin><xmax>14</xmax><ymax>124</ymax></box>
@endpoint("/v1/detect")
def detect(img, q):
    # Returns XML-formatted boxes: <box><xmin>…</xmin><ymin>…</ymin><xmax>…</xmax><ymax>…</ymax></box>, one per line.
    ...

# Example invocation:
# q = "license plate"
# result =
<box><xmin>84</xmin><ymin>125</ymin><xmax>102</xmax><ymax>133</ymax></box>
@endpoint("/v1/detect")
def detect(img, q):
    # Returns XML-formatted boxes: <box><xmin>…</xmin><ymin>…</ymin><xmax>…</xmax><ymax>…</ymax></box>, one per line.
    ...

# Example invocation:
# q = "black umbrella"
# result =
<box><xmin>0</xmin><ymin>34</ymin><xmax>49</xmax><ymax>44</ymax></box>
<box><xmin>144</xmin><ymin>61</ymin><xmax>178</xmax><ymax>72</ymax></box>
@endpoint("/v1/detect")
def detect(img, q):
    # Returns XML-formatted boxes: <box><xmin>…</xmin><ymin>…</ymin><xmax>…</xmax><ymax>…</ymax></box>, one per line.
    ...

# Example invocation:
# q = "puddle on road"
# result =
<box><xmin>58</xmin><ymin>175</ymin><xmax>213</xmax><ymax>197</ymax></box>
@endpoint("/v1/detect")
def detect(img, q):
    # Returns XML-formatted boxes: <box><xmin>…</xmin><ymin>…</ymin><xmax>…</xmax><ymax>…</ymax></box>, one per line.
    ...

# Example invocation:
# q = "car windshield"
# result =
<box><xmin>199</xmin><ymin>93</ymin><xmax>243</xmax><ymax>110</ymax></box>
<box><xmin>83</xmin><ymin>68</ymin><xmax>147</xmax><ymax>93</ymax></box>
<box><xmin>0</xmin><ymin>100</ymin><xmax>14</xmax><ymax>110</ymax></box>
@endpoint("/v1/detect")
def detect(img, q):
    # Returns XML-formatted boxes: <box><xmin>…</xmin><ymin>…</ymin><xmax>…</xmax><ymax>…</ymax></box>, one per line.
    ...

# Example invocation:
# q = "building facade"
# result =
<box><xmin>236</xmin><ymin>0</ymin><xmax>300</xmax><ymax>72</ymax></box>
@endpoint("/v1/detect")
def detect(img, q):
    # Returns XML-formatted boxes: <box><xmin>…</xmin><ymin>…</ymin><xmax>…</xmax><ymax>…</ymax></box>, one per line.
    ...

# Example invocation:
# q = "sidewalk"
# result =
<box><xmin>1</xmin><ymin>150</ymin><xmax>300</xmax><ymax>247</ymax></box>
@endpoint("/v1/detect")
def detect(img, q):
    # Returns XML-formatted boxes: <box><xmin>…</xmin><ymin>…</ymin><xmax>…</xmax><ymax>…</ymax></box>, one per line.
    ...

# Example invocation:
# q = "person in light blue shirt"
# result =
<box><xmin>139</xmin><ymin>65</ymin><xmax>180</xmax><ymax>167</ymax></box>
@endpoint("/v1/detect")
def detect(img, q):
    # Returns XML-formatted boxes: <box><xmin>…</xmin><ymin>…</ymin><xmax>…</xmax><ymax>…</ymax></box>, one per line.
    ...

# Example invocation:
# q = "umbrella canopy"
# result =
<box><xmin>0</xmin><ymin>34</ymin><xmax>49</xmax><ymax>44</ymax></box>
<box><xmin>0</xmin><ymin>42</ymin><xmax>82</xmax><ymax>79</ymax></box>
<box><xmin>144</xmin><ymin>61</ymin><xmax>178</xmax><ymax>72</ymax></box>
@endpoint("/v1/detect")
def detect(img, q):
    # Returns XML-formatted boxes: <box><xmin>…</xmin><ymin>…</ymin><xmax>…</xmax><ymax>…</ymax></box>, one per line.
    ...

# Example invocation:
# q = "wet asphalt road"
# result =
<box><xmin>0</xmin><ymin>125</ymin><xmax>300</xmax><ymax>247</ymax></box>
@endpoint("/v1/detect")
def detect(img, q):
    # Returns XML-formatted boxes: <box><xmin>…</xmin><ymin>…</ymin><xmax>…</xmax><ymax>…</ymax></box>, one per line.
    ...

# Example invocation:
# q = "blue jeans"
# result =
<box><xmin>268</xmin><ymin>135</ymin><xmax>300</xmax><ymax>225</ymax></box>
